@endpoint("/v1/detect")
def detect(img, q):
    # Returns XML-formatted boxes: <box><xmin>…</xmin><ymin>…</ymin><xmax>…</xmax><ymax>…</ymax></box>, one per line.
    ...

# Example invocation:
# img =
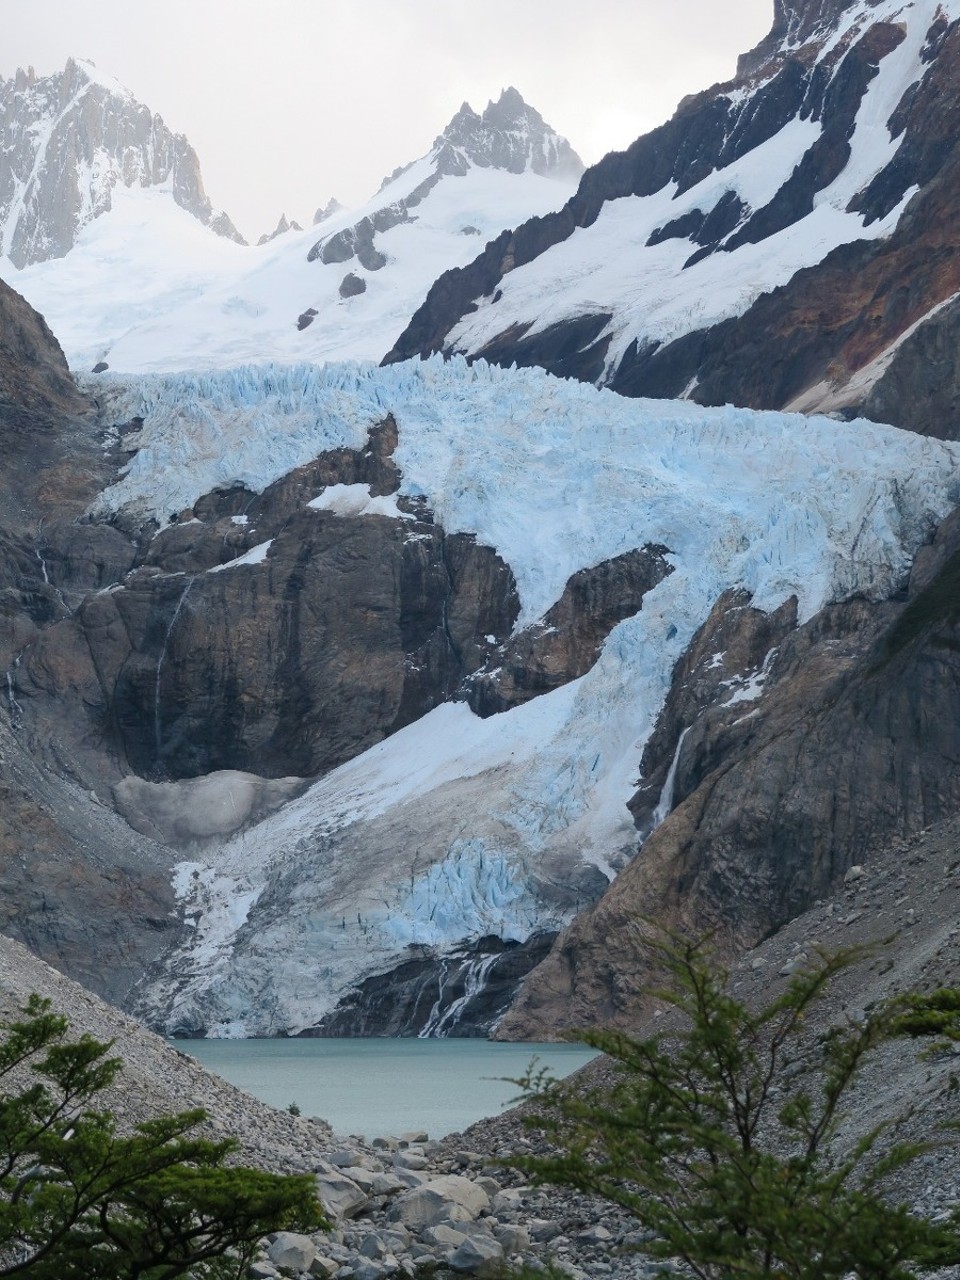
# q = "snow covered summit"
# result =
<box><xmin>1</xmin><ymin>85</ymin><xmax>581</xmax><ymax>373</ymax></box>
<box><xmin>0</xmin><ymin>58</ymin><xmax>243</xmax><ymax>267</ymax></box>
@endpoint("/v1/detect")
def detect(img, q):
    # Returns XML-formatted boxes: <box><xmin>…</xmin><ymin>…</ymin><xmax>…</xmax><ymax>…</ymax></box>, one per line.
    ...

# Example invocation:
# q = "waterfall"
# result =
<box><xmin>4</xmin><ymin>651</ymin><xmax>24</xmax><ymax>727</ymax></box>
<box><xmin>418</xmin><ymin>952</ymin><xmax>500</xmax><ymax>1038</ymax></box>
<box><xmin>417</xmin><ymin>960</ymin><xmax>452</xmax><ymax>1038</ymax></box>
<box><xmin>34</xmin><ymin>548</ymin><xmax>49</xmax><ymax>584</ymax></box>
<box><xmin>154</xmin><ymin>578</ymin><xmax>194</xmax><ymax>757</ymax></box>
<box><xmin>651</xmin><ymin>726</ymin><xmax>689</xmax><ymax>829</ymax></box>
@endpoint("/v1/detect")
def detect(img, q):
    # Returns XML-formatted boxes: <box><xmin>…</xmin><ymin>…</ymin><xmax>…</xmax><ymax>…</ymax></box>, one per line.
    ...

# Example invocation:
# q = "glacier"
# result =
<box><xmin>102</xmin><ymin>357</ymin><xmax>960</xmax><ymax>1036</ymax></box>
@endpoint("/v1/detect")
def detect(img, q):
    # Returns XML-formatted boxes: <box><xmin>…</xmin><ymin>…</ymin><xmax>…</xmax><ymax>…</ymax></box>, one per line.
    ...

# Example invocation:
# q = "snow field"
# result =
<box><xmin>3</xmin><ymin>157</ymin><xmax>577</xmax><ymax>373</ymax></box>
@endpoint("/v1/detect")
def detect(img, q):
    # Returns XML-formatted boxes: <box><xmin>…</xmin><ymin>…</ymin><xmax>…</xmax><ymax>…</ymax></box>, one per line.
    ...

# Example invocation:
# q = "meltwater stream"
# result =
<box><xmin>176</xmin><ymin>1038</ymin><xmax>598</xmax><ymax>1139</ymax></box>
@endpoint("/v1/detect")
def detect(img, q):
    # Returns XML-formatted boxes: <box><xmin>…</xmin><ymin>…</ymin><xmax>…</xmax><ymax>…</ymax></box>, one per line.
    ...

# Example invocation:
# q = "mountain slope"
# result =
<box><xmin>1</xmin><ymin>88</ymin><xmax>582</xmax><ymax>373</ymax></box>
<box><xmin>385</xmin><ymin>0</ymin><xmax>960</xmax><ymax>437</ymax></box>
<box><xmin>0</xmin><ymin>59</ymin><xmax>243</xmax><ymax>268</ymax></box>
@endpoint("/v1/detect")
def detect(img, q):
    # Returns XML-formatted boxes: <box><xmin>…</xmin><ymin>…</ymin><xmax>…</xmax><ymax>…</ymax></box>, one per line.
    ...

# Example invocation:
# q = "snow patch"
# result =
<box><xmin>208</xmin><ymin>540</ymin><xmax>273</xmax><ymax>573</ymax></box>
<box><xmin>308</xmin><ymin>484</ymin><xmax>411</xmax><ymax>520</ymax></box>
<box><xmin>721</xmin><ymin>646</ymin><xmax>778</xmax><ymax>706</ymax></box>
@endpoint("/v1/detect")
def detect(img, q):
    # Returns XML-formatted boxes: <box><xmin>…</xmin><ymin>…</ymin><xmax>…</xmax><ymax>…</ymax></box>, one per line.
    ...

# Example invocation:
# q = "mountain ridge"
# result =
<box><xmin>383</xmin><ymin>0</ymin><xmax>960</xmax><ymax>439</ymax></box>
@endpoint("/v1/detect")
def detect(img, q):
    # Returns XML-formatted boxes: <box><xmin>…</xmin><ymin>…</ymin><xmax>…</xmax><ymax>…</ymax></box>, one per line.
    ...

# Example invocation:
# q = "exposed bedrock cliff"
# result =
<box><xmin>614</xmin><ymin>14</ymin><xmax>960</xmax><ymax>433</ymax></box>
<box><xmin>287</xmin><ymin>933</ymin><xmax>558</xmax><ymax>1039</ymax></box>
<box><xmin>0</xmin><ymin>279</ymin><xmax>176</xmax><ymax>1002</ymax></box>
<box><xmin>15</xmin><ymin>416</ymin><xmax>515</xmax><ymax>782</ymax></box>
<box><xmin>496</xmin><ymin>511</ymin><xmax>960</xmax><ymax>1038</ymax></box>
<box><xmin>0</xmin><ymin>277</ymin><xmax>111</xmax><ymax>534</ymax></box>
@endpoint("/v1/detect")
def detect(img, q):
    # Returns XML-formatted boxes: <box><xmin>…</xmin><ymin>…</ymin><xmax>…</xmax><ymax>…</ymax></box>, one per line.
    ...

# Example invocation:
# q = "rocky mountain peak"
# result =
<box><xmin>483</xmin><ymin>84</ymin><xmax>539</xmax><ymax>129</ymax></box>
<box><xmin>257</xmin><ymin>212</ymin><xmax>303</xmax><ymax>245</ymax></box>
<box><xmin>307</xmin><ymin>87</ymin><xmax>582</xmax><ymax>279</ymax></box>
<box><xmin>313</xmin><ymin>197</ymin><xmax>344</xmax><ymax>225</ymax></box>
<box><xmin>0</xmin><ymin>58</ymin><xmax>244</xmax><ymax>267</ymax></box>
<box><xmin>432</xmin><ymin>86</ymin><xmax>584</xmax><ymax>180</ymax></box>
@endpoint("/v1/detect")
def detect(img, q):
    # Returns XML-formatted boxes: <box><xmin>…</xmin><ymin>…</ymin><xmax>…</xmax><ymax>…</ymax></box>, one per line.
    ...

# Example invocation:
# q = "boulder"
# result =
<box><xmin>422</xmin><ymin>1224</ymin><xmax>469</xmax><ymax>1249</ymax></box>
<box><xmin>351</xmin><ymin>1261</ymin><xmax>392</xmax><ymax>1280</ymax></box>
<box><xmin>493</xmin><ymin>1223</ymin><xmax>530</xmax><ymax>1253</ymax></box>
<box><xmin>268</xmin><ymin>1231</ymin><xmax>318</xmax><ymax>1271</ymax></box>
<box><xmin>393</xmin><ymin>1151</ymin><xmax>430</xmax><ymax>1170</ymax></box>
<box><xmin>447</xmin><ymin>1235</ymin><xmax>505</xmax><ymax>1276</ymax></box>
<box><xmin>370</xmin><ymin>1172</ymin><xmax>408</xmax><ymax>1196</ymax></box>
<box><xmin>316</xmin><ymin>1171</ymin><xmax>369</xmax><ymax>1220</ymax></box>
<box><xmin>386</xmin><ymin>1172</ymin><xmax>492</xmax><ymax>1230</ymax></box>
<box><xmin>309</xmin><ymin>1258</ymin><xmax>341</xmax><ymax>1279</ymax></box>
<box><xmin>388</xmin><ymin>1185</ymin><xmax>472</xmax><ymax>1230</ymax></box>
<box><xmin>424</xmin><ymin>1175</ymin><xmax>491</xmax><ymax>1218</ymax></box>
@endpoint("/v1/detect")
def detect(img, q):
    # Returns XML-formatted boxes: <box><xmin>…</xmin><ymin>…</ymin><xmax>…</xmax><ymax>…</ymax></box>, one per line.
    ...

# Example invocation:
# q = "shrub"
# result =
<box><xmin>0</xmin><ymin>994</ymin><xmax>324</xmax><ymax>1278</ymax></box>
<box><xmin>511</xmin><ymin>938</ymin><xmax>960</xmax><ymax>1280</ymax></box>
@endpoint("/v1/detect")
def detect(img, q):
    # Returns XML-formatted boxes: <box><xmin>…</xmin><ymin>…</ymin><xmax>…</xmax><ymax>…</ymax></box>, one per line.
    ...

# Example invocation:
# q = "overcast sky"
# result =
<box><xmin>2</xmin><ymin>0</ymin><xmax>774</xmax><ymax>242</ymax></box>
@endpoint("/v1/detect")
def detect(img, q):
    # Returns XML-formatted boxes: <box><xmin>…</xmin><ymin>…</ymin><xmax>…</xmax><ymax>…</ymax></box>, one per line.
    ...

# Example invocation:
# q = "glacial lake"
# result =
<box><xmin>176</xmin><ymin>1038</ymin><xmax>599</xmax><ymax>1140</ymax></box>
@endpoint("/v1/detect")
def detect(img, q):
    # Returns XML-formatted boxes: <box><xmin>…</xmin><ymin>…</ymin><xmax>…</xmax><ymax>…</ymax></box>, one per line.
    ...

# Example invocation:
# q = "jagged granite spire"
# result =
<box><xmin>433</xmin><ymin>87</ymin><xmax>584</xmax><ymax>180</ymax></box>
<box><xmin>313</xmin><ymin>197</ymin><xmax>344</xmax><ymax>225</ymax></box>
<box><xmin>310</xmin><ymin>87</ymin><xmax>582</xmax><ymax>269</ymax></box>
<box><xmin>0</xmin><ymin>58</ymin><xmax>244</xmax><ymax>267</ymax></box>
<box><xmin>257</xmin><ymin>213</ymin><xmax>303</xmax><ymax>245</ymax></box>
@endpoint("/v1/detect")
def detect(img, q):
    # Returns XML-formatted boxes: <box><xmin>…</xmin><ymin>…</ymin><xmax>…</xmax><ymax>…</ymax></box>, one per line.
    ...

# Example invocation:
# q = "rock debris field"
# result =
<box><xmin>6</xmin><ymin>811</ymin><xmax>960</xmax><ymax>1278</ymax></box>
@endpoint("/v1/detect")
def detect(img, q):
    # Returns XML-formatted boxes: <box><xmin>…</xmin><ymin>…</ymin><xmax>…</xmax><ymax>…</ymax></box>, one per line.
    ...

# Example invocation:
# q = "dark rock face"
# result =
<box><xmin>460</xmin><ymin>313</ymin><xmax>614</xmax><ymax>387</ymax></box>
<box><xmin>0</xmin><ymin>280</ymin><xmax>176</xmax><ymax>1003</ymax></box>
<box><xmin>0</xmin><ymin>278</ymin><xmax>109</xmax><ymax>534</ymax></box>
<box><xmin>496</xmin><ymin>511</ymin><xmax>960</xmax><ymax>1038</ymax></box>
<box><xmin>313</xmin><ymin>216</ymin><xmax>387</xmax><ymax>271</ymax></box>
<box><xmin>302</xmin><ymin>933</ymin><xmax>557</xmax><ymax>1038</ymax></box>
<box><xmin>0</xmin><ymin>59</ymin><xmax>244</xmax><ymax>266</ymax></box>
<box><xmin>466</xmin><ymin>547</ymin><xmax>672</xmax><ymax>716</ymax></box>
<box><xmin>858</xmin><ymin>294</ymin><xmax>960</xmax><ymax>438</ymax></box>
<box><xmin>0</xmin><ymin>718</ymin><xmax>177</xmax><ymax>1006</ymax></box>
<box><xmin>607</xmin><ymin>21</ymin><xmax>960</xmax><ymax>434</ymax></box>
<box><xmin>338</xmin><ymin>272</ymin><xmax>367</xmax><ymax>298</ymax></box>
<box><xmin>18</xmin><ymin>419</ymin><xmax>517</xmax><ymax>782</ymax></box>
